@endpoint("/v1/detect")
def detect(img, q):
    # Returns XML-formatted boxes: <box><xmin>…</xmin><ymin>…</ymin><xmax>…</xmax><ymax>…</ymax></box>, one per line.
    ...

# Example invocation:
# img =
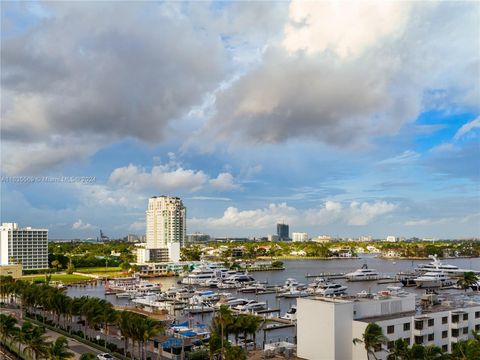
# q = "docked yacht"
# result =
<box><xmin>181</xmin><ymin>266</ymin><xmax>216</xmax><ymax>285</ymax></box>
<box><xmin>471</xmin><ymin>281</ymin><xmax>480</xmax><ymax>291</ymax></box>
<box><xmin>345</xmin><ymin>264</ymin><xmax>380</xmax><ymax>281</ymax></box>
<box><xmin>415</xmin><ymin>255</ymin><xmax>480</xmax><ymax>276</ymax></box>
<box><xmin>238</xmin><ymin>282</ymin><xmax>267</xmax><ymax>293</ymax></box>
<box><xmin>233</xmin><ymin>300</ymin><xmax>267</xmax><ymax>312</ymax></box>
<box><xmin>283</xmin><ymin>287</ymin><xmax>309</xmax><ymax>298</ymax></box>
<box><xmin>314</xmin><ymin>283</ymin><xmax>348</xmax><ymax>296</ymax></box>
<box><xmin>414</xmin><ymin>272</ymin><xmax>455</xmax><ymax>288</ymax></box>
<box><xmin>222</xmin><ymin>273</ymin><xmax>256</xmax><ymax>285</ymax></box>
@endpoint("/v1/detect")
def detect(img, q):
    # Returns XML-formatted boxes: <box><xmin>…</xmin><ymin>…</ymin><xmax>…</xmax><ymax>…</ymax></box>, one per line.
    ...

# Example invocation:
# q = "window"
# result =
<box><xmin>476</xmin><ymin>324</ymin><xmax>480</xmax><ymax>332</ymax></box>
<box><xmin>463</xmin><ymin>327</ymin><xmax>469</xmax><ymax>334</ymax></box>
<box><xmin>415</xmin><ymin>320</ymin><xmax>424</xmax><ymax>330</ymax></box>
<box><xmin>387</xmin><ymin>325</ymin><xmax>395</xmax><ymax>334</ymax></box>
<box><xmin>415</xmin><ymin>336</ymin><xmax>423</xmax><ymax>345</ymax></box>
<box><xmin>442</xmin><ymin>330</ymin><xmax>448</xmax><ymax>339</ymax></box>
<box><xmin>452</xmin><ymin>329</ymin><xmax>459</xmax><ymax>338</ymax></box>
<box><xmin>387</xmin><ymin>341</ymin><xmax>394</xmax><ymax>350</ymax></box>
<box><xmin>452</xmin><ymin>315</ymin><xmax>459</xmax><ymax>323</ymax></box>
<box><xmin>463</xmin><ymin>313</ymin><xmax>468</xmax><ymax>321</ymax></box>
<box><xmin>404</xmin><ymin>322</ymin><xmax>410</xmax><ymax>331</ymax></box>
<box><xmin>442</xmin><ymin>345</ymin><xmax>448</xmax><ymax>352</ymax></box>
<box><xmin>476</xmin><ymin>311</ymin><xmax>480</xmax><ymax>319</ymax></box>
<box><xmin>428</xmin><ymin>333</ymin><xmax>434</xmax><ymax>341</ymax></box>
<box><xmin>428</xmin><ymin>319</ymin><xmax>434</xmax><ymax>327</ymax></box>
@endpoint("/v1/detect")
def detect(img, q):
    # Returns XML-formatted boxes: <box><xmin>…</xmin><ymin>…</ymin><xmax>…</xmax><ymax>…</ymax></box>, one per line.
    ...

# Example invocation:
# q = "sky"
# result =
<box><xmin>1</xmin><ymin>1</ymin><xmax>479</xmax><ymax>240</ymax></box>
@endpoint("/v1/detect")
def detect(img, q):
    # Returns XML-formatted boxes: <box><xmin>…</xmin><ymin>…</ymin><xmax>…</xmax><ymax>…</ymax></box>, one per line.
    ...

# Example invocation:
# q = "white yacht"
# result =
<box><xmin>222</xmin><ymin>273</ymin><xmax>256</xmax><ymax>285</ymax></box>
<box><xmin>233</xmin><ymin>300</ymin><xmax>267</xmax><ymax>312</ymax></box>
<box><xmin>414</xmin><ymin>272</ymin><xmax>455</xmax><ymax>288</ymax></box>
<box><xmin>283</xmin><ymin>288</ymin><xmax>309</xmax><ymax>298</ymax></box>
<box><xmin>415</xmin><ymin>255</ymin><xmax>480</xmax><ymax>276</ymax></box>
<box><xmin>181</xmin><ymin>266</ymin><xmax>216</xmax><ymax>285</ymax></box>
<box><xmin>346</xmin><ymin>264</ymin><xmax>380</xmax><ymax>281</ymax></box>
<box><xmin>314</xmin><ymin>283</ymin><xmax>348</xmax><ymax>296</ymax></box>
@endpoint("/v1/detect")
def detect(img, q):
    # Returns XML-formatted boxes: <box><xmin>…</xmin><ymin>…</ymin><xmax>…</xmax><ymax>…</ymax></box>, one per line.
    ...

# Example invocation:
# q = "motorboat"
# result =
<box><xmin>397</xmin><ymin>272</ymin><xmax>418</xmax><ymax>287</ymax></box>
<box><xmin>283</xmin><ymin>288</ymin><xmax>309</xmax><ymax>298</ymax></box>
<box><xmin>216</xmin><ymin>298</ymin><xmax>250</xmax><ymax>308</ymax></box>
<box><xmin>181</xmin><ymin>266</ymin><xmax>216</xmax><ymax>285</ymax></box>
<box><xmin>281</xmin><ymin>306</ymin><xmax>297</xmax><ymax>321</ymax></box>
<box><xmin>308</xmin><ymin>277</ymin><xmax>327</xmax><ymax>288</ymax></box>
<box><xmin>314</xmin><ymin>283</ymin><xmax>348</xmax><ymax>296</ymax></box>
<box><xmin>233</xmin><ymin>300</ymin><xmax>267</xmax><ymax>312</ymax></box>
<box><xmin>345</xmin><ymin>264</ymin><xmax>380</xmax><ymax>281</ymax></box>
<box><xmin>193</xmin><ymin>290</ymin><xmax>220</xmax><ymax>302</ymax></box>
<box><xmin>204</xmin><ymin>278</ymin><xmax>221</xmax><ymax>288</ymax></box>
<box><xmin>238</xmin><ymin>282</ymin><xmax>267</xmax><ymax>293</ymax></box>
<box><xmin>414</xmin><ymin>272</ymin><xmax>455</xmax><ymax>288</ymax></box>
<box><xmin>222</xmin><ymin>273</ymin><xmax>256</xmax><ymax>285</ymax></box>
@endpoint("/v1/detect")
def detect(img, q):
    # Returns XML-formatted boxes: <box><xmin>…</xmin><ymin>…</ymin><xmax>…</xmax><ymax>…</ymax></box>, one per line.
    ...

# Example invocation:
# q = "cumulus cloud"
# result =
<box><xmin>189</xmin><ymin>200</ymin><xmax>397</xmax><ymax>230</ymax></box>
<box><xmin>209</xmin><ymin>173</ymin><xmax>240</xmax><ymax>191</ymax></box>
<box><xmin>195</xmin><ymin>1</ymin><xmax>478</xmax><ymax>149</ymax></box>
<box><xmin>72</xmin><ymin>219</ymin><xmax>95</xmax><ymax>230</ymax></box>
<box><xmin>1</xmin><ymin>1</ymin><xmax>225</xmax><ymax>173</ymax></box>
<box><xmin>108</xmin><ymin>158</ymin><xmax>239</xmax><ymax>194</ymax></box>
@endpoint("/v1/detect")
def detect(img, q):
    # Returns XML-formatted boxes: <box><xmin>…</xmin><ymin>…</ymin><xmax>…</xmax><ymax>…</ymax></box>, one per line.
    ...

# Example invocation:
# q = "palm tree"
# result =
<box><xmin>457</xmin><ymin>272</ymin><xmax>478</xmax><ymax>292</ymax></box>
<box><xmin>353</xmin><ymin>323</ymin><xmax>388</xmax><ymax>360</ymax></box>
<box><xmin>137</xmin><ymin>317</ymin><xmax>164</xmax><ymax>360</ymax></box>
<box><xmin>224</xmin><ymin>345</ymin><xmax>246</xmax><ymax>360</ymax></box>
<box><xmin>0</xmin><ymin>314</ymin><xmax>18</xmax><ymax>345</ymax></box>
<box><xmin>245</xmin><ymin>315</ymin><xmax>264</xmax><ymax>350</ymax></box>
<box><xmin>387</xmin><ymin>338</ymin><xmax>410</xmax><ymax>360</ymax></box>
<box><xmin>22</xmin><ymin>322</ymin><xmax>50</xmax><ymax>360</ymax></box>
<box><xmin>214</xmin><ymin>305</ymin><xmax>233</xmax><ymax>359</ymax></box>
<box><xmin>117</xmin><ymin>311</ymin><xmax>134</xmax><ymax>357</ymax></box>
<box><xmin>48</xmin><ymin>336</ymin><xmax>74</xmax><ymax>360</ymax></box>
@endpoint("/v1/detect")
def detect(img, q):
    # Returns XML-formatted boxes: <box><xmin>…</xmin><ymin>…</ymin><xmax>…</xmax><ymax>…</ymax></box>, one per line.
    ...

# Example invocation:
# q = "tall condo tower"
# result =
<box><xmin>277</xmin><ymin>222</ymin><xmax>289</xmax><ymax>241</ymax></box>
<box><xmin>146</xmin><ymin>196</ymin><xmax>186</xmax><ymax>249</ymax></box>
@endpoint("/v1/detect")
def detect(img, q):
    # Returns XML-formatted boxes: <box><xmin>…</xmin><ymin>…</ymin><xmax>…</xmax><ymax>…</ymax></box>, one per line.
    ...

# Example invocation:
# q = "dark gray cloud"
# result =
<box><xmin>2</xmin><ymin>2</ymin><xmax>225</xmax><ymax>143</ymax></box>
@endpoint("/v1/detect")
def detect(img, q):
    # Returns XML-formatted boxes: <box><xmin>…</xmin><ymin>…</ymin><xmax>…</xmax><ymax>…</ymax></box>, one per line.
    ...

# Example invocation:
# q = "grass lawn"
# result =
<box><xmin>21</xmin><ymin>274</ymin><xmax>91</xmax><ymax>284</ymax></box>
<box><xmin>76</xmin><ymin>266</ymin><xmax>122</xmax><ymax>274</ymax></box>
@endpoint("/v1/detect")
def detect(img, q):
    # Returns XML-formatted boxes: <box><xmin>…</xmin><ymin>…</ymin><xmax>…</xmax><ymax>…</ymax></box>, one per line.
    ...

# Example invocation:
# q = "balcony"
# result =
<box><xmin>413</xmin><ymin>328</ymin><xmax>433</xmax><ymax>336</ymax></box>
<box><xmin>450</xmin><ymin>320</ymin><xmax>467</xmax><ymax>329</ymax></box>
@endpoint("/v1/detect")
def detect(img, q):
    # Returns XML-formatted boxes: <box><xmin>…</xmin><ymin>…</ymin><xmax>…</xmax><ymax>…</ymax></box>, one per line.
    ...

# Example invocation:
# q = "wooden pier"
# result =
<box><xmin>305</xmin><ymin>272</ymin><xmax>346</xmax><ymax>279</ymax></box>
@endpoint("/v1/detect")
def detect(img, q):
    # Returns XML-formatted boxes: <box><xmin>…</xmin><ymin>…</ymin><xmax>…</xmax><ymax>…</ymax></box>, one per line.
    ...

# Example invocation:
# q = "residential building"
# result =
<box><xmin>0</xmin><ymin>223</ymin><xmax>48</xmax><ymax>270</ymax></box>
<box><xmin>358</xmin><ymin>235</ymin><xmax>372</xmax><ymax>242</ymax></box>
<box><xmin>277</xmin><ymin>223</ymin><xmax>289</xmax><ymax>241</ymax></box>
<box><xmin>297</xmin><ymin>292</ymin><xmax>480</xmax><ymax>360</ymax></box>
<box><xmin>292</xmin><ymin>232</ymin><xmax>309</xmax><ymax>242</ymax></box>
<box><xmin>0</xmin><ymin>264</ymin><xmax>22</xmax><ymax>278</ymax></box>
<box><xmin>146</xmin><ymin>196</ymin><xmax>186</xmax><ymax>248</ymax></box>
<box><xmin>267</xmin><ymin>234</ymin><xmax>279</xmax><ymax>242</ymax></box>
<box><xmin>313</xmin><ymin>235</ymin><xmax>332</xmax><ymax>243</ymax></box>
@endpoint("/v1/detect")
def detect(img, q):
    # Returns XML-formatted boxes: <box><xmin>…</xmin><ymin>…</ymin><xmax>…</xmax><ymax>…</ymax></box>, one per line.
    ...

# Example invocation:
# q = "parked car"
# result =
<box><xmin>96</xmin><ymin>354</ymin><xmax>114</xmax><ymax>360</ymax></box>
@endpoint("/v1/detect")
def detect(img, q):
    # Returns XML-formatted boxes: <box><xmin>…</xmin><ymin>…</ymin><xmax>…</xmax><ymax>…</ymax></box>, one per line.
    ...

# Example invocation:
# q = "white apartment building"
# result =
<box><xmin>146</xmin><ymin>196</ymin><xmax>186</xmax><ymax>248</ymax></box>
<box><xmin>292</xmin><ymin>232</ymin><xmax>309</xmax><ymax>242</ymax></box>
<box><xmin>0</xmin><ymin>223</ymin><xmax>48</xmax><ymax>270</ymax></box>
<box><xmin>297</xmin><ymin>292</ymin><xmax>480</xmax><ymax>360</ymax></box>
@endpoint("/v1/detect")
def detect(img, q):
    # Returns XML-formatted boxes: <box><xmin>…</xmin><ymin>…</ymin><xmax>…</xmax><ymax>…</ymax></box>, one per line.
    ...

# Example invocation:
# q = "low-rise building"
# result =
<box><xmin>292</xmin><ymin>232</ymin><xmax>309</xmax><ymax>242</ymax></box>
<box><xmin>297</xmin><ymin>292</ymin><xmax>480</xmax><ymax>360</ymax></box>
<box><xmin>313</xmin><ymin>235</ymin><xmax>332</xmax><ymax>243</ymax></box>
<box><xmin>0</xmin><ymin>264</ymin><xmax>22</xmax><ymax>278</ymax></box>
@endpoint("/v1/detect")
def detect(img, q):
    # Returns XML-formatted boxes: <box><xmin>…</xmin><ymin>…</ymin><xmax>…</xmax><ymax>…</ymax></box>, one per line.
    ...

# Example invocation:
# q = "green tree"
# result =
<box><xmin>224</xmin><ymin>345</ymin><xmax>246</xmax><ymax>360</ymax></box>
<box><xmin>387</xmin><ymin>338</ymin><xmax>410</xmax><ymax>360</ymax></box>
<box><xmin>213</xmin><ymin>305</ymin><xmax>233</xmax><ymax>359</ymax></box>
<box><xmin>21</xmin><ymin>322</ymin><xmax>50</xmax><ymax>360</ymax></box>
<box><xmin>48</xmin><ymin>336</ymin><xmax>74</xmax><ymax>360</ymax></box>
<box><xmin>79</xmin><ymin>354</ymin><xmax>96</xmax><ymax>360</ymax></box>
<box><xmin>457</xmin><ymin>272</ymin><xmax>478</xmax><ymax>292</ymax></box>
<box><xmin>353</xmin><ymin>323</ymin><xmax>388</xmax><ymax>360</ymax></box>
<box><xmin>0</xmin><ymin>314</ymin><xmax>18</xmax><ymax>345</ymax></box>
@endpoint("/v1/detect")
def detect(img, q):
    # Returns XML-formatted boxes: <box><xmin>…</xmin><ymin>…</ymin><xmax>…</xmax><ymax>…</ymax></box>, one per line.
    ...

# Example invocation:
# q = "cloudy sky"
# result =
<box><xmin>1</xmin><ymin>1</ymin><xmax>479</xmax><ymax>239</ymax></box>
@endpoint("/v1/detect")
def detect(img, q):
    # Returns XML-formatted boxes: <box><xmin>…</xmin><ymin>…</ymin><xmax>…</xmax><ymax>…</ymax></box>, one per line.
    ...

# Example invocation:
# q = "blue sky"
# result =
<box><xmin>1</xmin><ymin>1</ymin><xmax>479</xmax><ymax>239</ymax></box>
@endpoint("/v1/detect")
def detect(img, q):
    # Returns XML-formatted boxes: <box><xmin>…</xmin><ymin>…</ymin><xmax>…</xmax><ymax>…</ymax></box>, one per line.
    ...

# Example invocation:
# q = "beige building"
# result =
<box><xmin>0</xmin><ymin>264</ymin><xmax>22</xmax><ymax>278</ymax></box>
<box><xmin>146</xmin><ymin>196</ymin><xmax>186</xmax><ymax>248</ymax></box>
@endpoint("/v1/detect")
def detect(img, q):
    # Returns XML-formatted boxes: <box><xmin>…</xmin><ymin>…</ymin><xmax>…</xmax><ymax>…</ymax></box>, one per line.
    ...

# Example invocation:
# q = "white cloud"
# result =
<box><xmin>377</xmin><ymin>150</ymin><xmax>420</xmax><ymax>167</ymax></box>
<box><xmin>189</xmin><ymin>200</ymin><xmax>397</xmax><ymax>230</ymax></box>
<box><xmin>454</xmin><ymin>117</ymin><xmax>480</xmax><ymax>140</ymax></box>
<box><xmin>209</xmin><ymin>173</ymin><xmax>240</xmax><ymax>191</ymax></box>
<box><xmin>72</xmin><ymin>219</ymin><xmax>95</xmax><ymax>230</ymax></box>
<box><xmin>283</xmin><ymin>1</ymin><xmax>411</xmax><ymax>59</ymax></box>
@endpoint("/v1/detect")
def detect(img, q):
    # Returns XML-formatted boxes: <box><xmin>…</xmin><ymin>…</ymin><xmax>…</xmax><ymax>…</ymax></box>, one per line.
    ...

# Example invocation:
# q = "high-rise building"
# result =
<box><xmin>277</xmin><ymin>223</ymin><xmax>289</xmax><ymax>241</ymax></box>
<box><xmin>146</xmin><ymin>196</ymin><xmax>186</xmax><ymax>249</ymax></box>
<box><xmin>0</xmin><ymin>223</ymin><xmax>48</xmax><ymax>270</ymax></box>
<box><xmin>292</xmin><ymin>232</ymin><xmax>309</xmax><ymax>242</ymax></box>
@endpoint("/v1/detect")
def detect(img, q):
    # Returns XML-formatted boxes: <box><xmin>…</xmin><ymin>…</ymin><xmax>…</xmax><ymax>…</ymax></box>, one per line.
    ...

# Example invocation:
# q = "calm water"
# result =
<box><xmin>67</xmin><ymin>256</ymin><xmax>480</xmax><ymax>344</ymax></box>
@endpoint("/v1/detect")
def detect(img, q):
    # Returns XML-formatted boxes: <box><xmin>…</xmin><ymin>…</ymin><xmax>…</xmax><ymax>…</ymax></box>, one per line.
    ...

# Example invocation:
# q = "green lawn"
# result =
<box><xmin>21</xmin><ymin>274</ymin><xmax>91</xmax><ymax>284</ymax></box>
<box><xmin>76</xmin><ymin>266</ymin><xmax>122</xmax><ymax>274</ymax></box>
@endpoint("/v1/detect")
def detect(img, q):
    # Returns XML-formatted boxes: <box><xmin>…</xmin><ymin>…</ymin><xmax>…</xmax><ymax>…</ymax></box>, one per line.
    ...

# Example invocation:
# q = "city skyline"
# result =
<box><xmin>1</xmin><ymin>1</ymin><xmax>479</xmax><ymax>239</ymax></box>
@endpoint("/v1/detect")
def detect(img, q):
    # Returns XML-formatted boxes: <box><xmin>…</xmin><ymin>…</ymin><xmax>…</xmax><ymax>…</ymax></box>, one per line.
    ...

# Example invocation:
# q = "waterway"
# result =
<box><xmin>66</xmin><ymin>256</ymin><xmax>480</xmax><ymax>344</ymax></box>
